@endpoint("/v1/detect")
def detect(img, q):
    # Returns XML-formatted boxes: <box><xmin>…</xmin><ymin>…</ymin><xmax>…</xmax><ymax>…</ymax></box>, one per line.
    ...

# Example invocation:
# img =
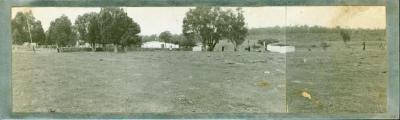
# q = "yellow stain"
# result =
<box><xmin>302</xmin><ymin>91</ymin><xmax>312</xmax><ymax>100</ymax></box>
<box><xmin>257</xmin><ymin>80</ymin><xmax>270</xmax><ymax>88</ymax></box>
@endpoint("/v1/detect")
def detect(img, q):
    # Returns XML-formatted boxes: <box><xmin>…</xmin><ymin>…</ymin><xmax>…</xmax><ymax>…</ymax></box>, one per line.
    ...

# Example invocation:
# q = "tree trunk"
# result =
<box><xmin>91</xmin><ymin>43</ymin><xmax>96</xmax><ymax>52</ymax></box>
<box><xmin>207</xmin><ymin>41</ymin><xmax>217</xmax><ymax>51</ymax></box>
<box><xmin>56</xmin><ymin>43</ymin><xmax>60</xmax><ymax>53</ymax></box>
<box><xmin>202</xmin><ymin>42</ymin><xmax>206</xmax><ymax>52</ymax></box>
<box><xmin>124</xmin><ymin>46</ymin><xmax>128</xmax><ymax>53</ymax></box>
<box><xmin>102</xmin><ymin>43</ymin><xmax>106</xmax><ymax>51</ymax></box>
<box><xmin>232</xmin><ymin>41</ymin><xmax>238</xmax><ymax>52</ymax></box>
<box><xmin>113</xmin><ymin>44</ymin><xmax>118</xmax><ymax>53</ymax></box>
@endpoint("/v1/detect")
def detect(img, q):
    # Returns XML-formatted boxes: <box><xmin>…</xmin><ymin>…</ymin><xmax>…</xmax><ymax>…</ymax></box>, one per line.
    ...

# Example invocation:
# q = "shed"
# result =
<box><xmin>141</xmin><ymin>41</ymin><xmax>179</xmax><ymax>49</ymax></box>
<box><xmin>267</xmin><ymin>43</ymin><xmax>295</xmax><ymax>53</ymax></box>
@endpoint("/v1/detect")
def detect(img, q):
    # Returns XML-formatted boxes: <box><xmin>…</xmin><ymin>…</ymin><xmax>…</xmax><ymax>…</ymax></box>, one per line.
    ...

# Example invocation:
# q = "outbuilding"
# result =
<box><xmin>141</xmin><ymin>41</ymin><xmax>179</xmax><ymax>49</ymax></box>
<box><xmin>267</xmin><ymin>43</ymin><xmax>295</xmax><ymax>53</ymax></box>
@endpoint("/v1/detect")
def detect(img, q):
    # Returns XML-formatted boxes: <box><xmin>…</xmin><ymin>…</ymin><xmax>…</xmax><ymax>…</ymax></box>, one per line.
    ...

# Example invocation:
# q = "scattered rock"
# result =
<box><xmin>263</xmin><ymin>71</ymin><xmax>270</xmax><ymax>74</ymax></box>
<box><xmin>99</xmin><ymin>59</ymin><xmax>104</xmax><ymax>61</ymax></box>
<box><xmin>382</xmin><ymin>71</ymin><xmax>387</xmax><ymax>74</ymax></box>
<box><xmin>176</xmin><ymin>95</ymin><xmax>194</xmax><ymax>105</ymax></box>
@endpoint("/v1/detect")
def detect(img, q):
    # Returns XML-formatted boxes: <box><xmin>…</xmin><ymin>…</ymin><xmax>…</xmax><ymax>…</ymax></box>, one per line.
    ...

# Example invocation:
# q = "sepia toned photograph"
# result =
<box><xmin>12</xmin><ymin>6</ymin><xmax>288</xmax><ymax>113</ymax></box>
<box><xmin>11</xmin><ymin>5</ymin><xmax>387</xmax><ymax>114</ymax></box>
<box><xmin>284</xmin><ymin>6</ymin><xmax>387</xmax><ymax>113</ymax></box>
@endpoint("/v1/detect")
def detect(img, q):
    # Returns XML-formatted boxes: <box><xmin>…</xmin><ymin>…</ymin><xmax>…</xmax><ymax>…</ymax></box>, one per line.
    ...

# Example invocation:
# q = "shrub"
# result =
<box><xmin>320</xmin><ymin>42</ymin><xmax>330</xmax><ymax>50</ymax></box>
<box><xmin>311</xmin><ymin>44</ymin><xmax>317</xmax><ymax>48</ymax></box>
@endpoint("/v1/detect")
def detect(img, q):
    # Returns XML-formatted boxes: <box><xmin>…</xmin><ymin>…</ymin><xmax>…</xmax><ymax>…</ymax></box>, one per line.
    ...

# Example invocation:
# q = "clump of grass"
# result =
<box><xmin>256</xmin><ymin>80</ymin><xmax>270</xmax><ymax>88</ymax></box>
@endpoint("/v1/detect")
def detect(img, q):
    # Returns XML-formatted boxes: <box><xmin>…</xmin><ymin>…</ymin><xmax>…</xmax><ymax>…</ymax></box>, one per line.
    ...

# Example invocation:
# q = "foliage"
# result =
<box><xmin>75</xmin><ymin>12</ymin><xmax>101</xmax><ymax>50</ymax></box>
<box><xmin>141</xmin><ymin>34</ymin><xmax>159</xmax><ymax>42</ymax></box>
<box><xmin>120</xmin><ymin>28</ymin><xmax>142</xmax><ymax>47</ymax></box>
<box><xmin>47</xmin><ymin>15</ymin><xmax>76</xmax><ymax>47</ymax></box>
<box><xmin>224</xmin><ymin>8</ymin><xmax>248</xmax><ymax>51</ymax></box>
<box><xmin>182</xmin><ymin>6</ymin><xmax>248</xmax><ymax>51</ymax></box>
<box><xmin>182</xmin><ymin>6</ymin><xmax>225</xmax><ymax>51</ymax></box>
<box><xmin>159</xmin><ymin>31</ymin><xmax>173</xmax><ymax>43</ymax></box>
<box><xmin>257</xmin><ymin>38</ymin><xmax>279</xmax><ymax>46</ymax></box>
<box><xmin>141</xmin><ymin>33</ymin><xmax>196</xmax><ymax>48</ymax></box>
<box><xmin>171</xmin><ymin>34</ymin><xmax>197</xmax><ymax>47</ymax></box>
<box><xmin>11</xmin><ymin>11</ymin><xmax>46</xmax><ymax>45</ymax></box>
<box><xmin>98</xmin><ymin>7</ymin><xmax>141</xmax><ymax>52</ymax></box>
<box><xmin>87</xmin><ymin>13</ymin><xmax>101</xmax><ymax>50</ymax></box>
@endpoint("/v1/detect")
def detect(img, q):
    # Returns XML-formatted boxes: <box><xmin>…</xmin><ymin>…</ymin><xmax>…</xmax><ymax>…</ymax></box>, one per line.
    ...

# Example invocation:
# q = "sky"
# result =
<box><xmin>12</xmin><ymin>6</ymin><xmax>386</xmax><ymax>36</ymax></box>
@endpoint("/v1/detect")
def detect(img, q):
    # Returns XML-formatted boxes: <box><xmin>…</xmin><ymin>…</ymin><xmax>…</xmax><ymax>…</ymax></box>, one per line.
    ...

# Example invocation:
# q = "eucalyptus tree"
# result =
<box><xmin>224</xmin><ymin>8</ymin><xmax>248</xmax><ymax>51</ymax></box>
<box><xmin>47</xmin><ymin>15</ymin><xmax>76</xmax><ymax>47</ymax></box>
<box><xmin>182</xmin><ymin>6</ymin><xmax>225</xmax><ymax>51</ymax></box>
<box><xmin>75</xmin><ymin>12</ymin><xmax>100</xmax><ymax>51</ymax></box>
<box><xmin>98</xmin><ymin>7</ymin><xmax>141</xmax><ymax>52</ymax></box>
<box><xmin>11</xmin><ymin>11</ymin><xmax>45</xmax><ymax>45</ymax></box>
<box><xmin>183</xmin><ymin>6</ymin><xmax>248</xmax><ymax>51</ymax></box>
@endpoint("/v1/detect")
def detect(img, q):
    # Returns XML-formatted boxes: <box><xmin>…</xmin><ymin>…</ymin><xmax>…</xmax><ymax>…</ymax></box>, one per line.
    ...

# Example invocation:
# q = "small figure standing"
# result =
<box><xmin>221</xmin><ymin>46</ymin><xmax>224</xmax><ymax>52</ymax></box>
<box><xmin>362</xmin><ymin>41</ymin><xmax>366</xmax><ymax>51</ymax></box>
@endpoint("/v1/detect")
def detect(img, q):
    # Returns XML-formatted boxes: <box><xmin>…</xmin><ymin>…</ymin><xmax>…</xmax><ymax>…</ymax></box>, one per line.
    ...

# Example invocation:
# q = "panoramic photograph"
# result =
<box><xmin>284</xmin><ymin>6</ymin><xmax>387</xmax><ymax>113</ymax></box>
<box><xmin>11</xmin><ymin>6</ymin><xmax>386</xmax><ymax>113</ymax></box>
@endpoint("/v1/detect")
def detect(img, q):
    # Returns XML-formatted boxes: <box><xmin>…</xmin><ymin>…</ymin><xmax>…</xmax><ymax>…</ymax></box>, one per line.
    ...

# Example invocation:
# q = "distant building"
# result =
<box><xmin>141</xmin><ymin>41</ymin><xmax>179</xmax><ymax>49</ymax></box>
<box><xmin>267</xmin><ymin>43</ymin><xmax>295</xmax><ymax>53</ymax></box>
<box><xmin>75</xmin><ymin>40</ymin><xmax>91</xmax><ymax>48</ymax></box>
<box><xmin>214</xmin><ymin>40</ymin><xmax>235</xmax><ymax>52</ymax></box>
<box><xmin>192</xmin><ymin>43</ymin><xmax>203</xmax><ymax>51</ymax></box>
<box><xmin>23</xmin><ymin>42</ymin><xmax>37</xmax><ymax>47</ymax></box>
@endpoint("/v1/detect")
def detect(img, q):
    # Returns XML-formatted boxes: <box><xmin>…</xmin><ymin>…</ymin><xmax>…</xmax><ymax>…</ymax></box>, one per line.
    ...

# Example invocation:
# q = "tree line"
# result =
<box><xmin>141</xmin><ymin>31</ymin><xmax>197</xmax><ymax>48</ymax></box>
<box><xmin>12</xmin><ymin>6</ymin><xmax>249</xmax><ymax>52</ymax></box>
<box><xmin>12</xmin><ymin>8</ymin><xmax>141</xmax><ymax>52</ymax></box>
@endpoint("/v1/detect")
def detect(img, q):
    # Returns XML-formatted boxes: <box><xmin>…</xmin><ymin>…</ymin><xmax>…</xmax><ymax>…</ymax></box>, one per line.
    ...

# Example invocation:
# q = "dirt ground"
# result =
<box><xmin>12</xmin><ymin>40</ymin><xmax>387</xmax><ymax>114</ymax></box>
<box><xmin>12</xmin><ymin>50</ymin><xmax>287</xmax><ymax>113</ymax></box>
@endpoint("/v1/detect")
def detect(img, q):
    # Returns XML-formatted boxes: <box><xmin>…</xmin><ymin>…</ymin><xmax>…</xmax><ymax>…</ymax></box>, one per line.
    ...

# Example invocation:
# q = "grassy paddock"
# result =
<box><xmin>12</xmin><ymin>51</ymin><xmax>287</xmax><ymax>113</ymax></box>
<box><xmin>286</xmin><ymin>41</ymin><xmax>387</xmax><ymax>113</ymax></box>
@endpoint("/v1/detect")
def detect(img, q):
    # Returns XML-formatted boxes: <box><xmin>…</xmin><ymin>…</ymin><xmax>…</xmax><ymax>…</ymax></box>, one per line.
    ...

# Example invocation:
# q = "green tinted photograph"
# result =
<box><xmin>11</xmin><ymin>6</ymin><xmax>287</xmax><ymax>113</ymax></box>
<box><xmin>11</xmin><ymin>6</ymin><xmax>387</xmax><ymax>114</ymax></box>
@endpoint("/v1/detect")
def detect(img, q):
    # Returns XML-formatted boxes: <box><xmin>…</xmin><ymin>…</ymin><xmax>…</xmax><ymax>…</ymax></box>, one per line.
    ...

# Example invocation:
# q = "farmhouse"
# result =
<box><xmin>267</xmin><ymin>43</ymin><xmax>295</xmax><ymax>53</ymax></box>
<box><xmin>141</xmin><ymin>41</ymin><xmax>179</xmax><ymax>49</ymax></box>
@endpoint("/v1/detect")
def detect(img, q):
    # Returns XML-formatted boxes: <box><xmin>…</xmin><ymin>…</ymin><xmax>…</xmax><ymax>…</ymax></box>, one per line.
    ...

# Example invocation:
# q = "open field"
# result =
<box><xmin>12</xmin><ymin>51</ymin><xmax>286</xmax><ymax>113</ymax></box>
<box><xmin>12</xmin><ymin>28</ymin><xmax>387</xmax><ymax>113</ymax></box>
<box><xmin>286</xmin><ymin>41</ymin><xmax>387</xmax><ymax>113</ymax></box>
